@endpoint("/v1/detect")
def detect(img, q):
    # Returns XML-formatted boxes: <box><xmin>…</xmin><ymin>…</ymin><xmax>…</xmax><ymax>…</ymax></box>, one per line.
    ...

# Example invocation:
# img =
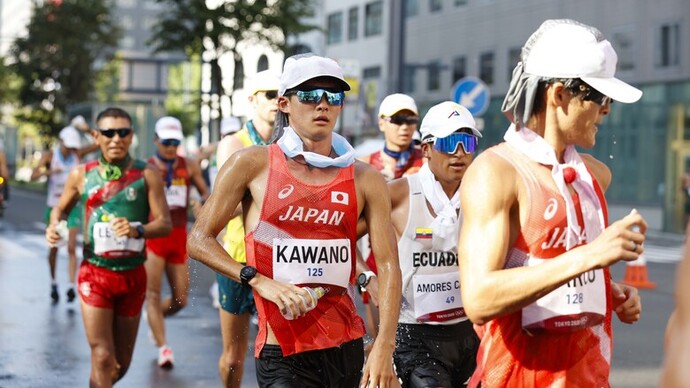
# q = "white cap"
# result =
<box><xmin>279</xmin><ymin>53</ymin><xmax>350</xmax><ymax>96</ymax></box>
<box><xmin>378</xmin><ymin>93</ymin><xmax>418</xmax><ymax>117</ymax></box>
<box><xmin>523</xmin><ymin>19</ymin><xmax>642</xmax><ymax>103</ymax></box>
<box><xmin>220</xmin><ymin>116</ymin><xmax>242</xmax><ymax>136</ymax></box>
<box><xmin>154</xmin><ymin>116</ymin><xmax>184</xmax><ymax>141</ymax></box>
<box><xmin>59</xmin><ymin>127</ymin><xmax>82</xmax><ymax>149</ymax></box>
<box><xmin>248</xmin><ymin>70</ymin><xmax>280</xmax><ymax>95</ymax></box>
<box><xmin>420</xmin><ymin>101</ymin><xmax>481</xmax><ymax>141</ymax></box>
<box><xmin>71</xmin><ymin>115</ymin><xmax>86</xmax><ymax>127</ymax></box>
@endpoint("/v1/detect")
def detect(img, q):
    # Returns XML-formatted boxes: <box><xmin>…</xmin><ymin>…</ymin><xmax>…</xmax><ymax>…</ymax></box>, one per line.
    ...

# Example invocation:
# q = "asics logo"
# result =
<box><xmin>278</xmin><ymin>184</ymin><xmax>294</xmax><ymax>199</ymax></box>
<box><xmin>544</xmin><ymin>198</ymin><xmax>558</xmax><ymax>220</ymax></box>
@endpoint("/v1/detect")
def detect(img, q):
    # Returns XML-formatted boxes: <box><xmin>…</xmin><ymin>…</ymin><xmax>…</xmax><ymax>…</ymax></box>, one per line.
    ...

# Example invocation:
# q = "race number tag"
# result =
<box><xmin>165</xmin><ymin>185</ymin><xmax>187</xmax><ymax>208</ymax></box>
<box><xmin>93</xmin><ymin>222</ymin><xmax>145</xmax><ymax>255</ymax></box>
<box><xmin>272</xmin><ymin>238</ymin><xmax>351</xmax><ymax>288</ymax></box>
<box><xmin>412</xmin><ymin>271</ymin><xmax>466</xmax><ymax>322</ymax></box>
<box><xmin>522</xmin><ymin>256</ymin><xmax>606</xmax><ymax>332</ymax></box>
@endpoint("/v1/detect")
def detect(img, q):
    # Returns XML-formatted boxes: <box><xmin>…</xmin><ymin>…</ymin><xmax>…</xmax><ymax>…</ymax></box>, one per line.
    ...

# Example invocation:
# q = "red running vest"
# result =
<box><xmin>246</xmin><ymin>144</ymin><xmax>365</xmax><ymax>357</ymax></box>
<box><xmin>469</xmin><ymin>143</ymin><xmax>613</xmax><ymax>388</ymax></box>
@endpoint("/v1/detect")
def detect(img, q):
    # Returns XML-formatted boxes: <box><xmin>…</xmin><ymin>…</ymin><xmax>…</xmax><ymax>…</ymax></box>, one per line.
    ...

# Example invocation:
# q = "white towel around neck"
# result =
<box><xmin>417</xmin><ymin>163</ymin><xmax>461</xmax><ymax>251</ymax></box>
<box><xmin>504</xmin><ymin>124</ymin><xmax>605</xmax><ymax>250</ymax></box>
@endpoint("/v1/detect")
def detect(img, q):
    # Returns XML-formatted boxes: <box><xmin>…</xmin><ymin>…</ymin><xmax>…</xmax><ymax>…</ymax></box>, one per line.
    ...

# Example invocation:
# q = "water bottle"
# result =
<box><xmin>51</xmin><ymin>220</ymin><xmax>68</xmax><ymax>247</ymax></box>
<box><xmin>281</xmin><ymin>286</ymin><xmax>327</xmax><ymax>320</ymax></box>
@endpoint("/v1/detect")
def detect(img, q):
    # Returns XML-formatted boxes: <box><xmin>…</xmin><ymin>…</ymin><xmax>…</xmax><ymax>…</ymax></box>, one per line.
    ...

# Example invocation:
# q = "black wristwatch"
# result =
<box><xmin>357</xmin><ymin>271</ymin><xmax>376</xmax><ymax>289</ymax></box>
<box><xmin>135</xmin><ymin>224</ymin><xmax>145</xmax><ymax>238</ymax></box>
<box><xmin>240</xmin><ymin>265</ymin><xmax>258</xmax><ymax>288</ymax></box>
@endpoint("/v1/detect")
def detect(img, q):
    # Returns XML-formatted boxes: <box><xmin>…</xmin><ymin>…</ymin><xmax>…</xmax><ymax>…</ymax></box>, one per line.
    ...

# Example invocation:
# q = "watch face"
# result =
<box><xmin>240</xmin><ymin>266</ymin><xmax>257</xmax><ymax>286</ymax></box>
<box><xmin>357</xmin><ymin>273</ymin><xmax>367</xmax><ymax>287</ymax></box>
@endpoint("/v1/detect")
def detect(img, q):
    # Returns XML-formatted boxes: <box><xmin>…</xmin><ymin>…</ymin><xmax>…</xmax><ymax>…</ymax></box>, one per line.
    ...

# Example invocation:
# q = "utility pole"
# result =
<box><xmin>387</xmin><ymin>1</ymin><xmax>405</xmax><ymax>94</ymax></box>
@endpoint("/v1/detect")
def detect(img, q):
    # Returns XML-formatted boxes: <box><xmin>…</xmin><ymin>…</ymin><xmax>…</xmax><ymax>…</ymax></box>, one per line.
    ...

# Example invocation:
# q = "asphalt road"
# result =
<box><xmin>0</xmin><ymin>187</ymin><xmax>683</xmax><ymax>387</ymax></box>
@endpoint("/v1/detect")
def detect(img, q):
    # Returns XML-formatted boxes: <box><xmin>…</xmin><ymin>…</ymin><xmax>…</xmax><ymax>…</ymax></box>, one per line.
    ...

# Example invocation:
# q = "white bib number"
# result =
<box><xmin>522</xmin><ymin>256</ymin><xmax>606</xmax><ymax>332</ymax></box>
<box><xmin>272</xmin><ymin>238</ymin><xmax>351</xmax><ymax>288</ymax></box>
<box><xmin>412</xmin><ymin>271</ymin><xmax>465</xmax><ymax>322</ymax></box>
<box><xmin>93</xmin><ymin>222</ymin><xmax>145</xmax><ymax>255</ymax></box>
<box><xmin>165</xmin><ymin>185</ymin><xmax>187</xmax><ymax>208</ymax></box>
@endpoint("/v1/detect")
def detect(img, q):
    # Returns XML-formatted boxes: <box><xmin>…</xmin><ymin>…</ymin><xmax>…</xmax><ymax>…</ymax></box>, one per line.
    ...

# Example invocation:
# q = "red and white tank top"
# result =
<box><xmin>148</xmin><ymin>156</ymin><xmax>190</xmax><ymax>227</ymax></box>
<box><xmin>246</xmin><ymin>144</ymin><xmax>365</xmax><ymax>357</ymax></box>
<box><xmin>469</xmin><ymin>143</ymin><xmax>613</xmax><ymax>388</ymax></box>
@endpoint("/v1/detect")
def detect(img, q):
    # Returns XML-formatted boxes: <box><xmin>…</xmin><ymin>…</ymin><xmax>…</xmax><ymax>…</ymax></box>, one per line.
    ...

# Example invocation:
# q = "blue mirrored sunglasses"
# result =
<box><xmin>286</xmin><ymin>88</ymin><xmax>345</xmax><ymax>106</ymax></box>
<box><xmin>98</xmin><ymin>128</ymin><xmax>133</xmax><ymax>138</ymax></box>
<box><xmin>430</xmin><ymin>133</ymin><xmax>478</xmax><ymax>154</ymax></box>
<box><xmin>160</xmin><ymin>138</ymin><xmax>181</xmax><ymax>147</ymax></box>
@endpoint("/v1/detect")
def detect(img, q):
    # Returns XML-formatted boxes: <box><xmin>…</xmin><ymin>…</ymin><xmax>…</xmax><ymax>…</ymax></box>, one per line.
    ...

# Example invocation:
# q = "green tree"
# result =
<box><xmin>148</xmin><ymin>0</ymin><xmax>317</xmax><ymax>115</ymax></box>
<box><xmin>9</xmin><ymin>0</ymin><xmax>120</xmax><ymax>141</ymax></box>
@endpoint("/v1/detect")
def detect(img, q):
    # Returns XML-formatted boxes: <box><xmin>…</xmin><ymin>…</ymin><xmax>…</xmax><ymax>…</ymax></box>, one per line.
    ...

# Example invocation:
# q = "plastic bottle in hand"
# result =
<box><xmin>282</xmin><ymin>286</ymin><xmax>327</xmax><ymax>320</ymax></box>
<box><xmin>52</xmin><ymin>220</ymin><xmax>69</xmax><ymax>247</ymax></box>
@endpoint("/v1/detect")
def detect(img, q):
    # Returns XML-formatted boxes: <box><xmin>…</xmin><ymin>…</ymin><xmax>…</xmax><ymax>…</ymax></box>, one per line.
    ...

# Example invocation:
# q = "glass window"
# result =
<box><xmin>327</xmin><ymin>12</ymin><xmax>343</xmax><ymax>45</ymax></box>
<box><xmin>403</xmin><ymin>65</ymin><xmax>416</xmax><ymax>93</ymax></box>
<box><xmin>452</xmin><ymin>56</ymin><xmax>466</xmax><ymax>82</ymax></box>
<box><xmin>348</xmin><ymin>7</ymin><xmax>358</xmax><ymax>41</ymax></box>
<box><xmin>363</xmin><ymin>66</ymin><xmax>381</xmax><ymax>79</ymax></box>
<box><xmin>405</xmin><ymin>0</ymin><xmax>418</xmax><ymax>17</ymax></box>
<box><xmin>257</xmin><ymin>55</ymin><xmax>269</xmax><ymax>72</ymax></box>
<box><xmin>479</xmin><ymin>51</ymin><xmax>494</xmax><ymax>85</ymax></box>
<box><xmin>365</xmin><ymin>1</ymin><xmax>383</xmax><ymax>37</ymax></box>
<box><xmin>428</xmin><ymin>61</ymin><xmax>441</xmax><ymax>91</ymax></box>
<box><xmin>657</xmin><ymin>23</ymin><xmax>680</xmax><ymax>67</ymax></box>
<box><xmin>612</xmin><ymin>31</ymin><xmax>635</xmax><ymax>71</ymax></box>
<box><xmin>430</xmin><ymin>0</ymin><xmax>442</xmax><ymax>12</ymax></box>
<box><xmin>508</xmin><ymin>47</ymin><xmax>521</xmax><ymax>79</ymax></box>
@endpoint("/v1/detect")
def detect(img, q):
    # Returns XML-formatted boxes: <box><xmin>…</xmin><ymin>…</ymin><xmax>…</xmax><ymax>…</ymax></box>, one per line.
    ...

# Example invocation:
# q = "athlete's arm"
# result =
<box><xmin>75</xmin><ymin>141</ymin><xmax>99</xmax><ymax>159</ymax></box>
<box><xmin>187</xmin><ymin>158</ymin><xmax>210</xmax><ymax>215</ymax></box>
<box><xmin>46</xmin><ymin>166</ymin><xmax>83</xmax><ymax>245</ymax></box>
<box><xmin>357</xmin><ymin>162</ymin><xmax>401</xmax><ymax>388</ymax></box>
<box><xmin>661</xmin><ymin>225</ymin><xmax>690</xmax><ymax>386</ymax></box>
<box><xmin>458</xmin><ymin>151</ymin><xmax>647</xmax><ymax>325</ymax></box>
<box><xmin>188</xmin><ymin>148</ymin><xmax>309</xmax><ymax>317</ymax></box>
<box><xmin>30</xmin><ymin>151</ymin><xmax>53</xmax><ymax>181</ymax></box>
<box><xmin>132</xmin><ymin>166</ymin><xmax>172</xmax><ymax>239</ymax></box>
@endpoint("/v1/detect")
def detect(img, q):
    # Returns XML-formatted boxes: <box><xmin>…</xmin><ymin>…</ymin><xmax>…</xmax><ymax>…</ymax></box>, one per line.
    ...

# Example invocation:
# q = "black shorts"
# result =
<box><xmin>256</xmin><ymin>338</ymin><xmax>364</xmax><ymax>388</ymax></box>
<box><xmin>394</xmin><ymin>320</ymin><xmax>479</xmax><ymax>388</ymax></box>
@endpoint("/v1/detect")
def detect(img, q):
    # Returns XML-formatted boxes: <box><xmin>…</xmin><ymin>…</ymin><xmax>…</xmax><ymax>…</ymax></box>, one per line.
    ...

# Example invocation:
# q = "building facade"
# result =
<box><xmin>320</xmin><ymin>0</ymin><xmax>690</xmax><ymax>232</ymax></box>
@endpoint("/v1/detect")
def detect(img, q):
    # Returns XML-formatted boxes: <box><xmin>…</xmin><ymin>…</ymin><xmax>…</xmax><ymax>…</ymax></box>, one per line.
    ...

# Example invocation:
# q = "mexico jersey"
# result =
<box><xmin>398</xmin><ymin>173</ymin><xmax>466</xmax><ymax>325</ymax></box>
<box><xmin>245</xmin><ymin>144</ymin><xmax>365</xmax><ymax>357</ymax></box>
<box><xmin>148</xmin><ymin>156</ymin><xmax>190</xmax><ymax>227</ymax></box>
<box><xmin>83</xmin><ymin>159</ymin><xmax>149</xmax><ymax>271</ymax></box>
<box><xmin>469</xmin><ymin>143</ymin><xmax>612</xmax><ymax>388</ymax></box>
<box><xmin>47</xmin><ymin>148</ymin><xmax>80</xmax><ymax>207</ymax></box>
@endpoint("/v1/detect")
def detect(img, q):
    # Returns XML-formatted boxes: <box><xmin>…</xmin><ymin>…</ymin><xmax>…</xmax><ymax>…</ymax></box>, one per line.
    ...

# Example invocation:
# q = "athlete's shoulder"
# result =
<box><xmin>580</xmin><ymin>153</ymin><xmax>612</xmax><ymax>190</ymax></box>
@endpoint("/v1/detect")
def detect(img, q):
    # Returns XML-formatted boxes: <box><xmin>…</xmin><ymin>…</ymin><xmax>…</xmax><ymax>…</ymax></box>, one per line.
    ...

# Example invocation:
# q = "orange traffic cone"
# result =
<box><xmin>621</xmin><ymin>252</ymin><xmax>656</xmax><ymax>289</ymax></box>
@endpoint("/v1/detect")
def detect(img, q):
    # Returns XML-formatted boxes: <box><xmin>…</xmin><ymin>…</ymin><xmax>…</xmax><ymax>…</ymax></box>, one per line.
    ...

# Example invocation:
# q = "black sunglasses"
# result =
<box><xmin>578</xmin><ymin>83</ymin><xmax>612</xmax><ymax>106</ymax></box>
<box><xmin>263</xmin><ymin>90</ymin><xmax>278</xmax><ymax>100</ymax></box>
<box><xmin>98</xmin><ymin>128</ymin><xmax>133</xmax><ymax>138</ymax></box>
<box><xmin>160</xmin><ymin>139</ymin><xmax>181</xmax><ymax>147</ymax></box>
<box><xmin>384</xmin><ymin>115</ymin><xmax>419</xmax><ymax>126</ymax></box>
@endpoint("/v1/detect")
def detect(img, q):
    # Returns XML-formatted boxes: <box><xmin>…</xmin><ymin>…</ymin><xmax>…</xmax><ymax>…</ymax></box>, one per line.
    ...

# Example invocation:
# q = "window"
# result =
<box><xmin>405</xmin><ymin>0</ymin><xmax>418</xmax><ymax>17</ymax></box>
<box><xmin>430</xmin><ymin>0</ymin><xmax>442</xmax><ymax>12</ymax></box>
<box><xmin>479</xmin><ymin>51</ymin><xmax>494</xmax><ymax>85</ymax></box>
<box><xmin>454</xmin><ymin>0</ymin><xmax>468</xmax><ymax>5</ymax></box>
<box><xmin>365</xmin><ymin>1</ymin><xmax>383</xmax><ymax>37</ymax></box>
<box><xmin>452</xmin><ymin>56</ymin><xmax>466</xmax><ymax>82</ymax></box>
<box><xmin>612</xmin><ymin>31</ymin><xmax>635</xmax><ymax>71</ymax></box>
<box><xmin>257</xmin><ymin>55</ymin><xmax>269</xmax><ymax>72</ymax></box>
<box><xmin>427</xmin><ymin>61</ymin><xmax>441</xmax><ymax>91</ymax></box>
<box><xmin>508</xmin><ymin>47</ymin><xmax>521</xmax><ymax>79</ymax></box>
<box><xmin>657</xmin><ymin>23</ymin><xmax>680</xmax><ymax>67</ymax></box>
<box><xmin>348</xmin><ymin>7</ymin><xmax>358</xmax><ymax>41</ymax></box>
<box><xmin>402</xmin><ymin>65</ymin><xmax>416</xmax><ymax>93</ymax></box>
<box><xmin>327</xmin><ymin>12</ymin><xmax>343</xmax><ymax>44</ymax></box>
<box><xmin>363</xmin><ymin>66</ymin><xmax>381</xmax><ymax>79</ymax></box>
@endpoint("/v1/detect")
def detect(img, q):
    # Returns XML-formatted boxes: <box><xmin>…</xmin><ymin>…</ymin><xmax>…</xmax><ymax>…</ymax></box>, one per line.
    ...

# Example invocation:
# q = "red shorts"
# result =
<box><xmin>77</xmin><ymin>261</ymin><xmax>146</xmax><ymax>317</ymax></box>
<box><xmin>146</xmin><ymin>225</ymin><xmax>188</xmax><ymax>264</ymax></box>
